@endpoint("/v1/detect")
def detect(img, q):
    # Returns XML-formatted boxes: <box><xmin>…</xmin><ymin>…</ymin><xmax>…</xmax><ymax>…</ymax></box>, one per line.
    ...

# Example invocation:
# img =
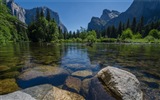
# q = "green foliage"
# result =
<box><xmin>46</xmin><ymin>8</ymin><xmax>51</xmax><ymax>21</ymax></box>
<box><xmin>121</xmin><ymin>28</ymin><xmax>133</xmax><ymax>40</ymax></box>
<box><xmin>133</xmin><ymin>32</ymin><xmax>142</xmax><ymax>39</ymax></box>
<box><xmin>148</xmin><ymin>29</ymin><xmax>160</xmax><ymax>39</ymax></box>
<box><xmin>28</xmin><ymin>12</ymin><xmax>59</xmax><ymax>42</ymax></box>
<box><xmin>0</xmin><ymin>2</ymin><xmax>28</xmax><ymax>45</ymax></box>
<box><xmin>86</xmin><ymin>30</ymin><xmax>97</xmax><ymax>43</ymax></box>
<box><xmin>145</xmin><ymin>35</ymin><xmax>155</xmax><ymax>42</ymax></box>
<box><xmin>131</xmin><ymin>17</ymin><xmax>136</xmax><ymax>33</ymax></box>
<box><xmin>99</xmin><ymin>38</ymin><xmax>117</xmax><ymax>43</ymax></box>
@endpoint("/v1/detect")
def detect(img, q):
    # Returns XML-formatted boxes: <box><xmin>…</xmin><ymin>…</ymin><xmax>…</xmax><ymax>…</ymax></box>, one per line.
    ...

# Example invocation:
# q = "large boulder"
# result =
<box><xmin>43</xmin><ymin>86</ymin><xmax>84</xmax><ymax>100</ymax></box>
<box><xmin>17</xmin><ymin>66</ymin><xmax>69</xmax><ymax>88</ymax></box>
<box><xmin>97</xmin><ymin>66</ymin><xmax>143</xmax><ymax>100</ymax></box>
<box><xmin>0</xmin><ymin>84</ymin><xmax>85</xmax><ymax>100</ymax></box>
<box><xmin>0</xmin><ymin>91</ymin><xmax>36</xmax><ymax>100</ymax></box>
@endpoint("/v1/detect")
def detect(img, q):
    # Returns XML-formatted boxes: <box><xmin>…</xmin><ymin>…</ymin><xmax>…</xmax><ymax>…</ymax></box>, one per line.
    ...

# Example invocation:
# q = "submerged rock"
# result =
<box><xmin>18</xmin><ymin>66</ymin><xmax>69</xmax><ymax>81</ymax></box>
<box><xmin>72</xmin><ymin>70</ymin><xmax>93</xmax><ymax>79</ymax></box>
<box><xmin>0</xmin><ymin>84</ymin><xmax>85</xmax><ymax>100</ymax></box>
<box><xmin>97</xmin><ymin>66</ymin><xmax>143</xmax><ymax>100</ymax></box>
<box><xmin>81</xmin><ymin>78</ymin><xmax>92</xmax><ymax>97</ymax></box>
<box><xmin>17</xmin><ymin>66</ymin><xmax>69</xmax><ymax>88</ymax></box>
<box><xmin>64</xmin><ymin>76</ymin><xmax>82</xmax><ymax>93</ymax></box>
<box><xmin>0</xmin><ymin>65</ymin><xmax>10</xmax><ymax>72</ymax></box>
<box><xmin>0</xmin><ymin>79</ymin><xmax>19</xmax><ymax>95</ymax></box>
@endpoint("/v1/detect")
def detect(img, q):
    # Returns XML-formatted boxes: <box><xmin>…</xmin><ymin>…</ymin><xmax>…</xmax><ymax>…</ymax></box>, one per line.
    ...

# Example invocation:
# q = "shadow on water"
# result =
<box><xmin>17</xmin><ymin>74</ymin><xmax>68</xmax><ymax>89</ymax></box>
<box><xmin>143</xmin><ymin>72</ymin><xmax>160</xmax><ymax>80</ymax></box>
<box><xmin>142</xmin><ymin>81</ymin><xmax>159</xmax><ymax>89</ymax></box>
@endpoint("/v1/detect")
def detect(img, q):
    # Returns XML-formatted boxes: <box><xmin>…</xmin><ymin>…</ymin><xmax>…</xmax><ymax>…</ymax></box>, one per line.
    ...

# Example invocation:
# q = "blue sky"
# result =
<box><xmin>15</xmin><ymin>0</ymin><xmax>133</xmax><ymax>32</ymax></box>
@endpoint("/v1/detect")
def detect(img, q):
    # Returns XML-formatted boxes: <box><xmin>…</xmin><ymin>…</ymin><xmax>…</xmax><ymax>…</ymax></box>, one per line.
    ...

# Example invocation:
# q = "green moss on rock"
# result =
<box><xmin>0</xmin><ymin>79</ymin><xmax>19</xmax><ymax>95</ymax></box>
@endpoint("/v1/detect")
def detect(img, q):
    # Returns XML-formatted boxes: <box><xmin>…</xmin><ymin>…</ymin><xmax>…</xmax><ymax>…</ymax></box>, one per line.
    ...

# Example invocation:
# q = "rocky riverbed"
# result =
<box><xmin>1</xmin><ymin>66</ymin><xmax>146</xmax><ymax>100</ymax></box>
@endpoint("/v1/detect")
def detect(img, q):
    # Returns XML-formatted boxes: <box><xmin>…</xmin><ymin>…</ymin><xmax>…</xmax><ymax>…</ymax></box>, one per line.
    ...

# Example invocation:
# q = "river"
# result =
<box><xmin>0</xmin><ymin>43</ymin><xmax>160</xmax><ymax>99</ymax></box>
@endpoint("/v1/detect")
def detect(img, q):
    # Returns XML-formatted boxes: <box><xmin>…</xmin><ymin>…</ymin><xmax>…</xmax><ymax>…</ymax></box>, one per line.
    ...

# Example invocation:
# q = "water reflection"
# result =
<box><xmin>60</xmin><ymin>43</ymin><xmax>91</xmax><ymax>71</ymax></box>
<box><xmin>0</xmin><ymin>43</ymin><xmax>160</xmax><ymax>99</ymax></box>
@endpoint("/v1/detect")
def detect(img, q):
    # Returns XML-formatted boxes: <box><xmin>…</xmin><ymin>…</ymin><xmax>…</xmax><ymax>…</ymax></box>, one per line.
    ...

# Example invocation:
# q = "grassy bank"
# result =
<box><xmin>52</xmin><ymin>38</ymin><xmax>160</xmax><ymax>44</ymax></box>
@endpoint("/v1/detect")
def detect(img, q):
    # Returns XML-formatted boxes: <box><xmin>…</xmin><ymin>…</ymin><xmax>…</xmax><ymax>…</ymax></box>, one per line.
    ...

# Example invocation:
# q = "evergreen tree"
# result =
<box><xmin>106</xmin><ymin>26</ymin><xmax>111</xmax><ymax>38</ymax></box>
<box><xmin>110</xmin><ymin>25</ymin><xmax>117</xmax><ymax>38</ymax></box>
<box><xmin>76</xmin><ymin>29</ymin><xmax>80</xmax><ymax>38</ymax></box>
<box><xmin>46</xmin><ymin>8</ymin><xmax>51</xmax><ymax>21</ymax></box>
<box><xmin>68</xmin><ymin>31</ymin><xmax>72</xmax><ymax>39</ymax></box>
<box><xmin>126</xmin><ymin>18</ymin><xmax>130</xmax><ymax>29</ymax></box>
<box><xmin>40</xmin><ymin>9</ymin><xmax>44</xmax><ymax>17</ymax></box>
<box><xmin>36</xmin><ymin>8</ymin><xmax>40</xmax><ymax>21</ymax></box>
<box><xmin>117</xmin><ymin>21</ymin><xmax>122</xmax><ymax>35</ymax></box>
<box><xmin>73</xmin><ymin>31</ymin><xmax>76</xmax><ymax>38</ymax></box>
<box><xmin>122</xmin><ymin>23</ymin><xmax>125</xmax><ymax>31</ymax></box>
<box><xmin>137</xmin><ymin>16</ymin><xmax>144</xmax><ymax>35</ymax></box>
<box><xmin>131</xmin><ymin>17</ymin><xmax>137</xmax><ymax>34</ymax></box>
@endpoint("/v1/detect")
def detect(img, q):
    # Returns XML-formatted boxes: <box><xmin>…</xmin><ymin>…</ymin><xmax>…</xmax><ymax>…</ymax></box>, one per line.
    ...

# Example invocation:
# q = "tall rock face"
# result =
<box><xmin>100</xmin><ymin>9</ymin><xmax>120</xmax><ymax>22</ymax></box>
<box><xmin>5</xmin><ymin>0</ymin><xmax>67</xmax><ymax>33</ymax></box>
<box><xmin>25</xmin><ymin>7</ymin><xmax>67</xmax><ymax>33</ymax></box>
<box><xmin>6</xmin><ymin>0</ymin><xmax>26</xmax><ymax>23</ymax></box>
<box><xmin>105</xmin><ymin>0</ymin><xmax>160</xmax><ymax>28</ymax></box>
<box><xmin>88</xmin><ymin>9</ymin><xmax>120</xmax><ymax>31</ymax></box>
<box><xmin>88</xmin><ymin>17</ymin><xmax>106</xmax><ymax>32</ymax></box>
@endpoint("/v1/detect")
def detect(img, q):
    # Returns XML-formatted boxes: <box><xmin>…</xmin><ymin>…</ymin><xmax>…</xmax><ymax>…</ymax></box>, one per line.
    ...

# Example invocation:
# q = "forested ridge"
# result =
<box><xmin>0</xmin><ymin>0</ymin><xmax>28</xmax><ymax>44</ymax></box>
<box><xmin>0</xmin><ymin>0</ymin><xmax>160</xmax><ymax>44</ymax></box>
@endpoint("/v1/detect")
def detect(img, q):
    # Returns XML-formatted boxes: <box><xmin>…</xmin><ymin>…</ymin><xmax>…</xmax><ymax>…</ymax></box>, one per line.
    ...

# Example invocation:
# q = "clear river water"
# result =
<box><xmin>0</xmin><ymin>43</ymin><xmax>160</xmax><ymax>99</ymax></box>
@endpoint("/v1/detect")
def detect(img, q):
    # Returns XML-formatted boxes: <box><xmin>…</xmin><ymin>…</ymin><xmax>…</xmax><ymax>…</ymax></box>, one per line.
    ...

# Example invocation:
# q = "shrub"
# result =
<box><xmin>148</xmin><ymin>29</ymin><xmax>160</xmax><ymax>39</ymax></box>
<box><xmin>121</xmin><ymin>28</ymin><xmax>133</xmax><ymax>40</ymax></box>
<box><xmin>145</xmin><ymin>35</ymin><xmax>155</xmax><ymax>42</ymax></box>
<box><xmin>134</xmin><ymin>32</ymin><xmax>142</xmax><ymax>39</ymax></box>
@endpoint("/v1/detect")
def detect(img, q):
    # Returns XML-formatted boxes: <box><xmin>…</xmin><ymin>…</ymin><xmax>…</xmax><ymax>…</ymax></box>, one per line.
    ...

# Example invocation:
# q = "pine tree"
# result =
<box><xmin>131</xmin><ymin>17</ymin><xmax>137</xmax><ymax>34</ymax></box>
<box><xmin>46</xmin><ymin>8</ymin><xmax>51</xmax><ymax>21</ymax></box>
<box><xmin>36</xmin><ymin>8</ymin><xmax>40</xmax><ymax>21</ymax></box>
<box><xmin>117</xmin><ymin>21</ymin><xmax>122</xmax><ymax>35</ymax></box>
<box><xmin>122</xmin><ymin>23</ymin><xmax>125</xmax><ymax>31</ymax></box>
<box><xmin>126</xmin><ymin>18</ymin><xmax>130</xmax><ymax>29</ymax></box>
<box><xmin>40</xmin><ymin>8</ymin><xmax>44</xmax><ymax>17</ymax></box>
<box><xmin>137</xmin><ymin>16</ymin><xmax>144</xmax><ymax>34</ymax></box>
<box><xmin>111</xmin><ymin>25</ymin><xmax>117</xmax><ymax>38</ymax></box>
<box><xmin>106</xmin><ymin>26</ymin><xmax>110</xmax><ymax>38</ymax></box>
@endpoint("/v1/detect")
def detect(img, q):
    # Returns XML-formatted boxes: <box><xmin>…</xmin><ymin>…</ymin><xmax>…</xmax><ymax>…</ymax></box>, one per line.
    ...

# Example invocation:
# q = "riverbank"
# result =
<box><xmin>51</xmin><ymin>38</ymin><xmax>160</xmax><ymax>44</ymax></box>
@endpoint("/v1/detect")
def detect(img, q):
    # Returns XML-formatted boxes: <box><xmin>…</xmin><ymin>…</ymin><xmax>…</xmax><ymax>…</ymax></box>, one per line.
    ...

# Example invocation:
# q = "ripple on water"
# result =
<box><xmin>143</xmin><ymin>72</ymin><xmax>160</xmax><ymax>80</ymax></box>
<box><xmin>142</xmin><ymin>81</ymin><xmax>159</xmax><ymax>89</ymax></box>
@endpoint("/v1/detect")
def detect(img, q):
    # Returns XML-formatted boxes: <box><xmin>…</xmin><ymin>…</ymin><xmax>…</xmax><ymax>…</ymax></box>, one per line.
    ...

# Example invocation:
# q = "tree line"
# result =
<box><xmin>0</xmin><ymin>0</ymin><xmax>160</xmax><ymax>44</ymax></box>
<box><xmin>65</xmin><ymin>16</ymin><xmax>160</xmax><ymax>42</ymax></box>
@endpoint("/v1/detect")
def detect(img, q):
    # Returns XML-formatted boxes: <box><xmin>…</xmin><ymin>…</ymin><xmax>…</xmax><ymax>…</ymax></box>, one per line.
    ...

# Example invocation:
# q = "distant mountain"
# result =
<box><xmin>88</xmin><ymin>9</ymin><xmax>120</xmax><ymax>31</ymax></box>
<box><xmin>105</xmin><ymin>0</ymin><xmax>160</xmax><ymax>28</ymax></box>
<box><xmin>5</xmin><ymin>0</ymin><xmax>67</xmax><ymax>33</ymax></box>
<box><xmin>88</xmin><ymin>0</ymin><xmax>160</xmax><ymax>32</ymax></box>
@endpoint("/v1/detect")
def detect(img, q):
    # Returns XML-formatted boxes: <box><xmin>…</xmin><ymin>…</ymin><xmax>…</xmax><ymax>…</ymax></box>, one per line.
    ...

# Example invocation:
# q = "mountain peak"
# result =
<box><xmin>6</xmin><ymin>0</ymin><xmax>67</xmax><ymax>33</ymax></box>
<box><xmin>100</xmin><ymin>9</ymin><xmax>120</xmax><ymax>21</ymax></box>
<box><xmin>90</xmin><ymin>0</ymin><xmax>160</xmax><ymax>32</ymax></box>
<box><xmin>88</xmin><ymin>9</ymin><xmax>120</xmax><ymax>31</ymax></box>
